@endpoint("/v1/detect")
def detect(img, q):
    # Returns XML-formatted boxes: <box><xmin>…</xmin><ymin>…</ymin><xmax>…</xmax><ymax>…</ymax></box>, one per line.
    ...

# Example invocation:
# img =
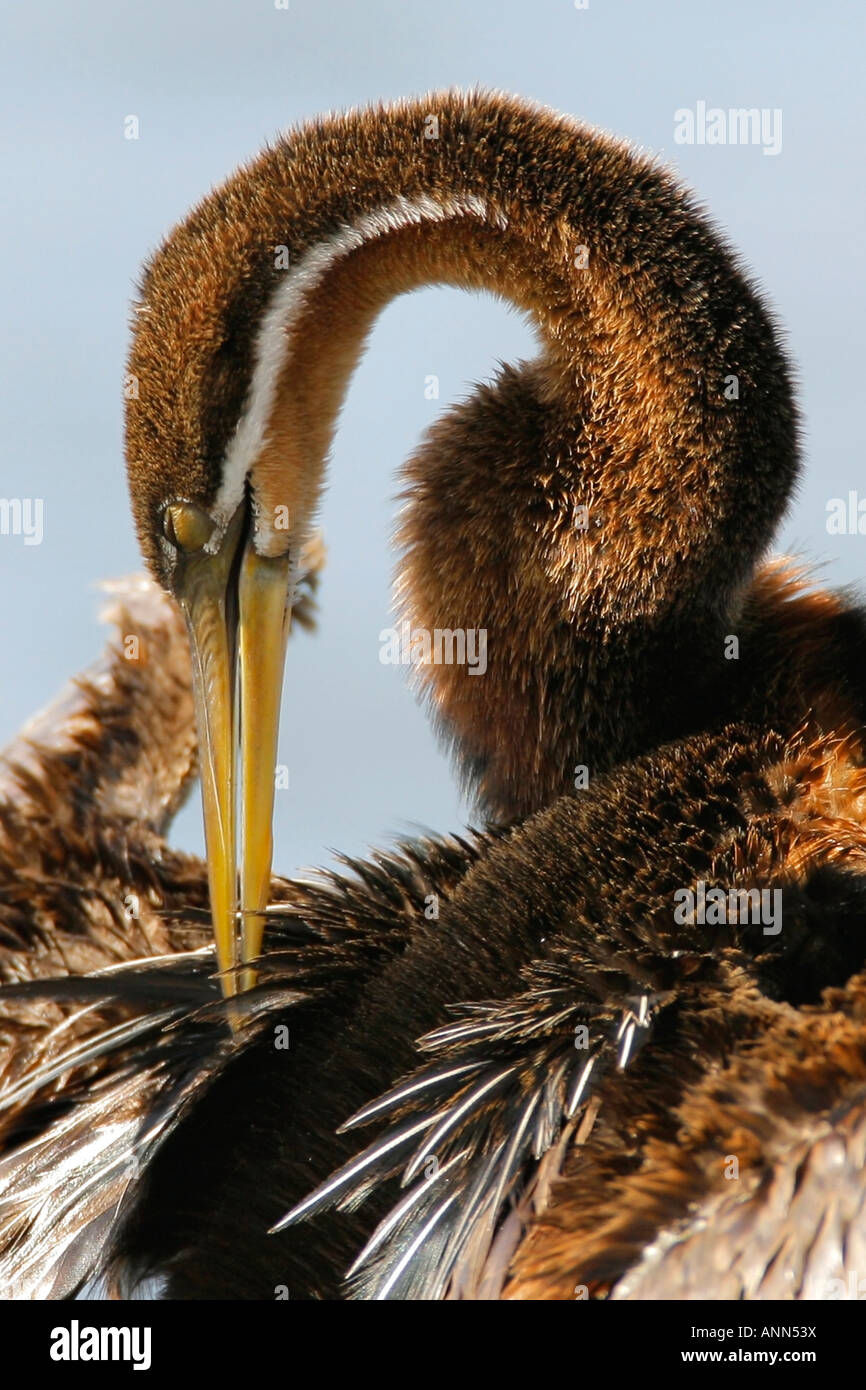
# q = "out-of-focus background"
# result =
<box><xmin>1</xmin><ymin>0</ymin><xmax>863</xmax><ymax>873</ymax></box>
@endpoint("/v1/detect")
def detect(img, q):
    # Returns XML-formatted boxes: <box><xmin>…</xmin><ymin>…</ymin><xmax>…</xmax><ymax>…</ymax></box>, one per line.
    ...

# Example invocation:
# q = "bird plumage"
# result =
<box><xmin>1</xmin><ymin>90</ymin><xmax>865</xmax><ymax>1300</ymax></box>
<box><xmin>3</xmin><ymin>593</ymin><xmax>865</xmax><ymax>1297</ymax></box>
<box><xmin>125</xmin><ymin>89</ymin><xmax>798</xmax><ymax>820</ymax></box>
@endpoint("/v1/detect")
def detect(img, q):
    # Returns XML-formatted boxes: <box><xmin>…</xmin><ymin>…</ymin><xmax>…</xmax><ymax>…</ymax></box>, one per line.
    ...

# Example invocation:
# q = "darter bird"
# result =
<box><xmin>1</xmin><ymin>90</ymin><xmax>865</xmax><ymax>1300</ymax></box>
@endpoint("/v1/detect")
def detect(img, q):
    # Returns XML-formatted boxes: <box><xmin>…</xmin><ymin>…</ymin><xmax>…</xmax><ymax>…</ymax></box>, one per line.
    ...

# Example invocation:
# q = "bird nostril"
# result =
<box><xmin>163</xmin><ymin>502</ymin><xmax>215</xmax><ymax>552</ymax></box>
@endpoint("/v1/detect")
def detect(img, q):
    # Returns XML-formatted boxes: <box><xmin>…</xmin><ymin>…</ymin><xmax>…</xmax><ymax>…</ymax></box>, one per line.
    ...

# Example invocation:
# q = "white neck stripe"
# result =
<box><xmin>211</xmin><ymin>192</ymin><xmax>500</xmax><ymax>549</ymax></box>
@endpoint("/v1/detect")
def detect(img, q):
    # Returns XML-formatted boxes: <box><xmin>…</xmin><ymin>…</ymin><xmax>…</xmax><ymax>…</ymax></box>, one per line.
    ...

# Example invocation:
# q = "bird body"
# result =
<box><xmin>3</xmin><ymin>637</ymin><xmax>865</xmax><ymax>1299</ymax></box>
<box><xmin>1</xmin><ymin>90</ymin><xmax>865</xmax><ymax>1300</ymax></box>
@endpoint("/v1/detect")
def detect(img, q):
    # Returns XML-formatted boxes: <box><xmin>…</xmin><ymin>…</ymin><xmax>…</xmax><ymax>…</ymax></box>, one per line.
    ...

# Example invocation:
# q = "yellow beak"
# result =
<box><xmin>172</xmin><ymin>506</ymin><xmax>291</xmax><ymax>997</ymax></box>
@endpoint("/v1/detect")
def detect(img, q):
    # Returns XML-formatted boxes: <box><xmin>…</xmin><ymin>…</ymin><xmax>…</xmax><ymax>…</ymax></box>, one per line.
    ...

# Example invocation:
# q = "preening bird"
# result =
<box><xmin>1</xmin><ymin>90</ymin><xmax>865</xmax><ymax>1300</ymax></box>
<box><xmin>124</xmin><ymin>88</ymin><xmax>804</xmax><ymax>987</ymax></box>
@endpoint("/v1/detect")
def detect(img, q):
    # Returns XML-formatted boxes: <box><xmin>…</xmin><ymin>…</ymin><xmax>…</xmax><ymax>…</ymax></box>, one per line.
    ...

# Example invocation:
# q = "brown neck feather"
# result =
<box><xmin>127</xmin><ymin>92</ymin><xmax>801</xmax><ymax>820</ymax></box>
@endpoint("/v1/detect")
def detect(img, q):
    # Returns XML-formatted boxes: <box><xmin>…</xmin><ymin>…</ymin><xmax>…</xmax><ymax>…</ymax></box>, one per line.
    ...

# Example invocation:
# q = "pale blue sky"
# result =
<box><xmin>1</xmin><ymin>0</ymin><xmax>864</xmax><ymax>873</ymax></box>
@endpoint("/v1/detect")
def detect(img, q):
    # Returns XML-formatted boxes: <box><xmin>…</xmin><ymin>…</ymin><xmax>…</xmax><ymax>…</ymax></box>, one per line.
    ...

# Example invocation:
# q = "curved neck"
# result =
<box><xmin>218</xmin><ymin>194</ymin><xmax>583</xmax><ymax>552</ymax></box>
<box><xmin>131</xmin><ymin>93</ymin><xmax>799</xmax><ymax>819</ymax></box>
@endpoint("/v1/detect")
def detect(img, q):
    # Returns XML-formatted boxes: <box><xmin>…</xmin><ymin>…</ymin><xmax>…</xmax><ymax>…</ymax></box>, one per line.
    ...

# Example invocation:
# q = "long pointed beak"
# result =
<box><xmin>172</xmin><ymin>507</ymin><xmax>291</xmax><ymax>998</ymax></box>
<box><xmin>237</xmin><ymin>541</ymin><xmax>291</xmax><ymax>991</ymax></box>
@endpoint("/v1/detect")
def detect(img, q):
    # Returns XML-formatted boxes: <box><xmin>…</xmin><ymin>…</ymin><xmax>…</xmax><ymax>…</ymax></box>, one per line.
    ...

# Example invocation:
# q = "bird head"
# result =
<box><xmin>124</xmin><ymin>238</ymin><xmax>308</xmax><ymax>996</ymax></box>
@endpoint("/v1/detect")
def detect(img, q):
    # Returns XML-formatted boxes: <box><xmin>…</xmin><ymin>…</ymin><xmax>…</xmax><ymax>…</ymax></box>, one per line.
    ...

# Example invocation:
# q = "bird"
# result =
<box><xmin>123</xmin><ymin>88</ymin><xmax>803</xmax><ymax>990</ymax></box>
<box><xmin>1</xmin><ymin>89</ymin><xmax>865</xmax><ymax>1300</ymax></box>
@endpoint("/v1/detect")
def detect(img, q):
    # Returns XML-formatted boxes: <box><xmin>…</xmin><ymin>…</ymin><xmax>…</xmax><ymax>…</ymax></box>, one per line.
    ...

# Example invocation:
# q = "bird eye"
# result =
<box><xmin>163</xmin><ymin>502</ymin><xmax>215</xmax><ymax>552</ymax></box>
